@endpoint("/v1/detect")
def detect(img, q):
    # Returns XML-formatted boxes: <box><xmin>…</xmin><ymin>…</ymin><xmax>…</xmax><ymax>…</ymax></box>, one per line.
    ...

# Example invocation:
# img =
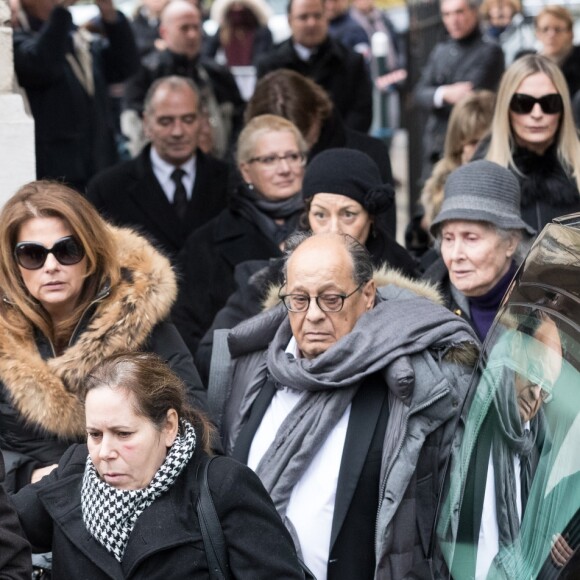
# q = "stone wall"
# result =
<box><xmin>0</xmin><ymin>0</ymin><xmax>35</xmax><ymax>206</ymax></box>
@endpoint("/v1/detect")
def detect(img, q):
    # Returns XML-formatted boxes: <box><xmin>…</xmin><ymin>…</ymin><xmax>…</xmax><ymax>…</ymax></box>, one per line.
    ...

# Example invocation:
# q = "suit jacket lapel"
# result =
<box><xmin>128</xmin><ymin>148</ymin><xmax>185</xmax><ymax>249</ymax></box>
<box><xmin>330</xmin><ymin>374</ymin><xmax>388</xmax><ymax>549</ymax></box>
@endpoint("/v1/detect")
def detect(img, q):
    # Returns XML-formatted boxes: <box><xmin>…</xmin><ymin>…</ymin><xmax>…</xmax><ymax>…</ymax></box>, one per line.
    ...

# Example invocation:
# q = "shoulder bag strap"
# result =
<box><xmin>196</xmin><ymin>456</ymin><xmax>231</xmax><ymax>580</ymax></box>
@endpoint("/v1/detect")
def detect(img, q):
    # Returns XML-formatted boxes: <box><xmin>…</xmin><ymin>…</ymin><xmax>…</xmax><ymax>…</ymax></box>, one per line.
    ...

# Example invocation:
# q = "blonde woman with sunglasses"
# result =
<box><xmin>0</xmin><ymin>181</ymin><xmax>205</xmax><ymax>494</ymax></box>
<box><xmin>483</xmin><ymin>54</ymin><xmax>580</xmax><ymax>233</ymax></box>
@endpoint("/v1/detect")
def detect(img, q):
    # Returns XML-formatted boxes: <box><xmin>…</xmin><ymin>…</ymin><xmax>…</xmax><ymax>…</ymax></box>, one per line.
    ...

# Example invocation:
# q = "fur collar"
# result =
<box><xmin>262</xmin><ymin>264</ymin><xmax>444</xmax><ymax>311</ymax></box>
<box><xmin>0</xmin><ymin>226</ymin><xmax>177</xmax><ymax>438</ymax></box>
<box><xmin>512</xmin><ymin>145</ymin><xmax>579</xmax><ymax>207</ymax></box>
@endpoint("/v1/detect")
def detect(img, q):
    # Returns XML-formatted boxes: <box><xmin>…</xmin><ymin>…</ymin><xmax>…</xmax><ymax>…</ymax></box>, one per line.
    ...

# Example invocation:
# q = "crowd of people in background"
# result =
<box><xmin>2</xmin><ymin>0</ymin><xmax>580</xmax><ymax>576</ymax></box>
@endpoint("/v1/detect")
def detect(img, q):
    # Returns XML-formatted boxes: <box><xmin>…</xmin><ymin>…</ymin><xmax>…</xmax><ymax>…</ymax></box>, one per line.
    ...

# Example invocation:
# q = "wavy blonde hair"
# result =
<box><xmin>485</xmin><ymin>54</ymin><xmax>580</xmax><ymax>192</ymax></box>
<box><xmin>0</xmin><ymin>181</ymin><xmax>120</xmax><ymax>348</ymax></box>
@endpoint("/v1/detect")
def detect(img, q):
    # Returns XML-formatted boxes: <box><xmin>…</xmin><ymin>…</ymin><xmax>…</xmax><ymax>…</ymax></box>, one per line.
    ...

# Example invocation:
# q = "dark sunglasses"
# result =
<box><xmin>14</xmin><ymin>236</ymin><xmax>85</xmax><ymax>270</ymax></box>
<box><xmin>509</xmin><ymin>93</ymin><xmax>564</xmax><ymax>115</ymax></box>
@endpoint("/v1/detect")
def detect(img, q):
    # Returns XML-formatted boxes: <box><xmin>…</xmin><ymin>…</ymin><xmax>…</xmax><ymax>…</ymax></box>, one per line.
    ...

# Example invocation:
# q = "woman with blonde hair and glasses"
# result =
<box><xmin>0</xmin><ymin>181</ymin><xmax>205</xmax><ymax>495</ymax></box>
<box><xmin>483</xmin><ymin>53</ymin><xmax>580</xmax><ymax>232</ymax></box>
<box><xmin>174</xmin><ymin>114</ymin><xmax>307</xmax><ymax>356</ymax></box>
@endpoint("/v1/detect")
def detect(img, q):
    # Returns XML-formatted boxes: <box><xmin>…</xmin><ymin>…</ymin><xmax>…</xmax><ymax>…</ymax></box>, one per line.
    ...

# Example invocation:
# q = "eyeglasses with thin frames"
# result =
<box><xmin>279</xmin><ymin>282</ymin><xmax>364</xmax><ymax>313</ymax></box>
<box><xmin>247</xmin><ymin>151</ymin><xmax>306</xmax><ymax>171</ymax></box>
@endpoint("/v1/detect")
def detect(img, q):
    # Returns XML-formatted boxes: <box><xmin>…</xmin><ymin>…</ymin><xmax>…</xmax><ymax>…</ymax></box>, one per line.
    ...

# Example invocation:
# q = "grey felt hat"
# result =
<box><xmin>430</xmin><ymin>160</ymin><xmax>536</xmax><ymax>236</ymax></box>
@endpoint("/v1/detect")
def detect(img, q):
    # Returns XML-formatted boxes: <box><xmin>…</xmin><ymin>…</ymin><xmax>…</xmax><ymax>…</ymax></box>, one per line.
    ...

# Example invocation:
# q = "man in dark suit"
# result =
<box><xmin>256</xmin><ymin>0</ymin><xmax>373</xmax><ymax>132</ymax></box>
<box><xmin>87</xmin><ymin>76</ymin><xmax>230</xmax><ymax>259</ymax></box>
<box><xmin>210</xmin><ymin>232</ymin><xmax>477</xmax><ymax>579</ymax></box>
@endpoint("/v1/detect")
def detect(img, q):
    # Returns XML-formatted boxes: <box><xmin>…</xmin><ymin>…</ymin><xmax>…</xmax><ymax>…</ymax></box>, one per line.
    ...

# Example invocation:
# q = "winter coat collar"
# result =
<box><xmin>0</xmin><ymin>226</ymin><xmax>177</xmax><ymax>439</ymax></box>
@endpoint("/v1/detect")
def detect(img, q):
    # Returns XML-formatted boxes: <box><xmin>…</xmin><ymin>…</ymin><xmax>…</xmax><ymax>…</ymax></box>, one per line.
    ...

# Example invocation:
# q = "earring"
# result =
<box><xmin>247</xmin><ymin>183</ymin><xmax>254</xmax><ymax>190</ymax></box>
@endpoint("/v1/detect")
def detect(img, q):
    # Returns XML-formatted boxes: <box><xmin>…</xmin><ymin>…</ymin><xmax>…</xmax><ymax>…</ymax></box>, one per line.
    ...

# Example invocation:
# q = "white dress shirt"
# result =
<box><xmin>248</xmin><ymin>337</ymin><xmax>351</xmax><ymax>580</ymax></box>
<box><xmin>150</xmin><ymin>147</ymin><xmax>196</xmax><ymax>204</ymax></box>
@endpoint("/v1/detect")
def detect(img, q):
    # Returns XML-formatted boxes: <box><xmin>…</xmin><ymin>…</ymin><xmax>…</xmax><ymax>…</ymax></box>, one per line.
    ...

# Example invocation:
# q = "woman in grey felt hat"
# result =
<box><xmin>423</xmin><ymin>159</ymin><xmax>535</xmax><ymax>342</ymax></box>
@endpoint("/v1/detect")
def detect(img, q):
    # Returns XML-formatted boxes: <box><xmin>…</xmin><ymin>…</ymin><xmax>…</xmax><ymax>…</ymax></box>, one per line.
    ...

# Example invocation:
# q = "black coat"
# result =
<box><xmin>257</xmin><ymin>37</ymin><xmax>373</xmax><ymax>132</ymax></box>
<box><xmin>512</xmin><ymin>144</ymin><xmax>580</xmax><ymax>233</ymax></box>
<box><xmin>413</xmin><ymin>29</ymin><xmax>504</xmax><ymax>178</ymax></box>
<box><xmin>12</xmin><ymin>444</ymin><xmax>304</xmax><ymax>579</ymax></box>
<box><xmin>0</xmin><ymin>454</ymin><xmax>31</xmax><ymax>579</ymax></box>
<box><xmin>173</xmin><ymin>205</ymin><xmax>284</xmax><ymax>356</ymax></box>
<box><xmin>13</xmin><ymin>7</ymin><xmax>139</xmax><ymax>190</ymax></box>
<box><xmin>86</xmin><ymin>146</ymin><xmax>231</xmax><ymax>259</ymax></box>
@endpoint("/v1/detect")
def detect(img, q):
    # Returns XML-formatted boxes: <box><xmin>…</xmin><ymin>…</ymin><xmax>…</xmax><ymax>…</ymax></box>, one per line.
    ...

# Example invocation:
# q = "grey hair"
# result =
<box><xmin>282</xmin><ymin>232</ymin><xmax>374</xmax><ymax>286</ymax></box>
<box><xmin>143</xmin><ymin>75</ymin><xmax>200</xmax><ymax>116</ymax></box>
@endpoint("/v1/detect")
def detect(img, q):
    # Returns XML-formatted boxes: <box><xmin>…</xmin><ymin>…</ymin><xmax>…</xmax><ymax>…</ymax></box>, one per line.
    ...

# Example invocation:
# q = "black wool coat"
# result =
<box><xmin>173</xmin><ymin>204</ymin><xmax>284</xmax><ymax>356</ymax></box>
<box><xmin>86</xmin><ymin>146</ymin><xmax>231</xmax><ymax>259</ymax></box>
<box><xmin>12</xmin><ymin>445</ymin><xmax>304</xmax><ymax>579</ymax></box>
<box><xmin>13</xmin><ymin>7</ymin><xmax>139</xmax><ymax>190</ymax></box>
<box><xmin>256</xmin><ymin>37</ymin><xmax>373</xmax><ymax>133</ymax></box>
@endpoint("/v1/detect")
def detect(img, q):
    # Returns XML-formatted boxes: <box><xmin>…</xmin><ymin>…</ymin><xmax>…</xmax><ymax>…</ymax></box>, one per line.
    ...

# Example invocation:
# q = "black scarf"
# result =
<box><xmin>232</xmin><ymin>183</ymin><xmax>304</xmax><ymax>245</ymax></box>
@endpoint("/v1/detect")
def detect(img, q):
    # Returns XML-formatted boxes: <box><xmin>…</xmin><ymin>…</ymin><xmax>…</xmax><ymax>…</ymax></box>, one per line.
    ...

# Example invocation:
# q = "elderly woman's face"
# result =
<box><xmin>85</xmin><ymin>386</ymin><xmax>178</xmax><ymax>490</ymax></box>
<box><xmin>240</xmin><ymin>130</ymin><xmax>305</xmax><ymax>201</ymax></box>
<box><xmin>441</xmin><ymin>220</ymin><xmax>518</xmax><ymax>297</ymax></box>
<box><xmin>308</xmin><ymin>193</ymin><xmax>372</xmax><ymax>244</ymax></box>
<box><xmin>509</xmin><ymin>72</ymin><xmax>561</xmax><ymax>155</ymax></box>
<box><xmin>16</xmin><ymin>217</ymin><xmax>87</xmax><ymax>325</ymax></box>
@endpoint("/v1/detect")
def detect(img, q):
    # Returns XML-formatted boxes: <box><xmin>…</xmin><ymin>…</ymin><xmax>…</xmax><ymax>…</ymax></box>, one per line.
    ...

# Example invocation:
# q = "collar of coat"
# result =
<box><xmin>0</xmin><ymin>226</ymin><xmax>177</xmax><ymax>439</ymax></box>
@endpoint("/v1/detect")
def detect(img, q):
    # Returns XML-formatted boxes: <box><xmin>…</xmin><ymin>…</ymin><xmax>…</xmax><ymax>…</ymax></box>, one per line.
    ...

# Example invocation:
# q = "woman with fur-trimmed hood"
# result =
<box><xmin>203</xmin><ymin>0</ymin><xmax>273</xmax><ymax>66</ymax></box>
<box><xmin>0</xmin><ymin>181</ymin><xmax>205</xmax><ymax>493</ymax></box>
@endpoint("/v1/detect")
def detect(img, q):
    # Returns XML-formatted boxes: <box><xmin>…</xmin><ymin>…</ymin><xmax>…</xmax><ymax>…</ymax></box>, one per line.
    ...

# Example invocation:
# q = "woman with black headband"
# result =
<box><xmin>480</xmin><ymin>54</ymin><xmax>580</xmax><ymax>232</ymax></box>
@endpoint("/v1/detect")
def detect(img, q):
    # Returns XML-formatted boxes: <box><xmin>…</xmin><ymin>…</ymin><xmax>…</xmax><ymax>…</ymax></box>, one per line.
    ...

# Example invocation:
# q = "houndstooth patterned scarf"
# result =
<box><xmin>81</xmin><ymin>420</ymin><xmax>196</xmax><ymax>561</ymax></box>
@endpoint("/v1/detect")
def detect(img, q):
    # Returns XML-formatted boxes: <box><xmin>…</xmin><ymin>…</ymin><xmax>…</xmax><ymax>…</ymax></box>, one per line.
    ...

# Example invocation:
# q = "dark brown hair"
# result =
<box><xmin>83</xmin><ymin>352</ymin><xmax>213</xmax><ymax>453</ymax></box>
<box><xmin>245</xmin><ymin>69</ymin><xmax>333</xmax><ymax>139</ymax></box>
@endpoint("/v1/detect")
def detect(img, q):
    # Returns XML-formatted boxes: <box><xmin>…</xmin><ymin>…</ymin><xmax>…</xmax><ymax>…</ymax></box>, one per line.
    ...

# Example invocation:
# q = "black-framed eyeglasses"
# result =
<box><xmin>247</xmin><ymin>151</ymin><xmax>306</xmax><ymax>170</ymax></box>
<box><xmin>14</xmin><ymin>236</ymin><xmax>85</xmax><ymax>270</ymax></box>
<box><xmin>279</xmin><ymin>282</ymin><xmax>364</xmax><ymax>313</ymax></box>
<box><xmin>509</xmin><ymin>93</ymin><xmax>563</xmax><ymax>115</ymax></box>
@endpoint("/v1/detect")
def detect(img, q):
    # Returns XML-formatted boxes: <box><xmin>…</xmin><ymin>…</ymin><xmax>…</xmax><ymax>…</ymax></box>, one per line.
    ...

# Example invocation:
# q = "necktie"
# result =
<box><xmin>171</xmin><ymin>168</ymin><xmax>188</xmax><ymax>220</ymax></box>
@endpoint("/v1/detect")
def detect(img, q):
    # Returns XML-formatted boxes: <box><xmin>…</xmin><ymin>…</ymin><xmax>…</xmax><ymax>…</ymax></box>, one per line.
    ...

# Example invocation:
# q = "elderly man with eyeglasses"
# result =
<box><xmin>209</xmin><ymin>231</ymin><xmax>478</xmax><ymax>580</ymax></box>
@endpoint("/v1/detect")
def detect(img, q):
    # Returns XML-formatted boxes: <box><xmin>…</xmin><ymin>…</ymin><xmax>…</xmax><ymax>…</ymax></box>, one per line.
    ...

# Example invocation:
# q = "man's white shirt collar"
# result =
<box><xmin>150</xmin><ymin>147</ymin><xmax>196</xmax><ymax>203</ymax></box>
<box><xmin>293</xmin><ymin>42</ymin><xmax>315</xmax><ymax>61</ymax></box>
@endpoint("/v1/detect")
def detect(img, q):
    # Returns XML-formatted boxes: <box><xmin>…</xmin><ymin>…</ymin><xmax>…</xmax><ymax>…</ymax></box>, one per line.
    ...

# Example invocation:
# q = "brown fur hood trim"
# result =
<box><xmin>262</xmin><ymin>264</ymin><xmax>444</xmax><ymax>311</ymax></box>
<box><xmin>0</xmin><ymin>226</ymin><xmax>177</xmax><ymax>439</ymax></box>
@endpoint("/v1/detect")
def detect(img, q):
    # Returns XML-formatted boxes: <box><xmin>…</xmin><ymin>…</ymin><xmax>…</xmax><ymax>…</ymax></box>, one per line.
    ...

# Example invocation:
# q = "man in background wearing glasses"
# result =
<box><xmin>210</xmin><ymin>231</ymin><xmax>478</xmax><ymax>580</ymax></box>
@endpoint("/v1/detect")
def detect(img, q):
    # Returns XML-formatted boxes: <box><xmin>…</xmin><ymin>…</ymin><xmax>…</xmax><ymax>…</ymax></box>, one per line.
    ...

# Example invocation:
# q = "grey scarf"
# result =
<box><xmin>253</xmin><ymin>295</ymin><xmax>477</xmax><ymax>521</ymax></box>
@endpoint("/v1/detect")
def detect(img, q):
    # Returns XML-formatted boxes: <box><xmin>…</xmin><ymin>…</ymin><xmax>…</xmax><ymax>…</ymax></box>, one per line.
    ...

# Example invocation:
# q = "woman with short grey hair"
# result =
<box><xmin>423</xmin><ymin>159</ymin><xmax>535</xmax><ymax>342</ymax></box>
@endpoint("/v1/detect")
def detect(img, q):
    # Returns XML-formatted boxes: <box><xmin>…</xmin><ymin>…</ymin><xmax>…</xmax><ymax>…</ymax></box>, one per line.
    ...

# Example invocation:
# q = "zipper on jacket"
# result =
<box><xmin>44</xmin><ymin>287</ymin><xmax>112</xmax><ymax>356</ymax></box>
<box><xmin>374</xmin><ymin>387</ymin><xmax>450</xmax><ymax>550</ymax></box>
